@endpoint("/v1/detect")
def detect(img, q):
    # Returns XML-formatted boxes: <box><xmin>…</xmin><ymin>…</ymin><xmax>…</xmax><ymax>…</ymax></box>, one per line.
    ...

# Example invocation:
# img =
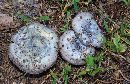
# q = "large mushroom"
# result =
<box><xmin>9</xmin><ymin>23</ymin><xmax>58</xmax><ymax>74</ymax></box>
<box><xmin>72</xmin><ymin>12</ymin><xmax>104</xmax><ymax>47</ymax></box>
<box><xmin>59</xmin><ymin>30</ymin><xmax>95</xmax><ymax>65</ymax></box>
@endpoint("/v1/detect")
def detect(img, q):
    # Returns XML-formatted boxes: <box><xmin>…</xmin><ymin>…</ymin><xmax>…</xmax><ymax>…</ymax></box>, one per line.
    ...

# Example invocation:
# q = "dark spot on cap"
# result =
<box><xmin>72</xmin><ymin>37</ymin><xmax>75</xmax><ymax>39</ymax></box>
<box><xmin>80</xmin><ymin>16</ymin><xmax>82</xmax><ymax>19</ymax></box>
<box><xmin>83</xmin><ymin>47</ymin><xmax>85</xmax><ymax>49</ymax></box>
<box><xmin>67</xmin><ymin>38</ymin><xmax>71</xmax><ymax>41</ymax></box>
<box><xmin>15</xmin><ymin>51</ymin><xmax>18</xmax><ymax>53</ymax></box>
<box><xmin>23</xmin><ymin>59</ymin><xmax>26</xmax><ymax>63</ymax></box>
<box><xmin>83</xmin><ymin>53</ymin><xmax>87</xmax><ymax>56</ymax></box>
<box><xmin>67</xmin><ymin>47</ymin><xmax>69</xmax><ymax>49</ymax></box>
<box><xmin>72</xmin><ymin>49</ymin><xmax>75</xmax><ymax>52</ymax></box>
<box><xmin>34</xmin><ymin>53</ymin><xmax>37</xmax><ymax>56</ymax></box>
<box><xmin>88</xmin><ymin>34</ymin><xmax>92</xmax><ymax>37</ymax></box>
<box><xmin>84</xmin><ymin>38</ymin><xmax>86</xmax><ymax>40</ymax></box>
<box><xmin>44</xmin><ymin>65</ymin><xmax>47</xmax><ymax>68</ymax></box>
<box><xmin>70</xmin><ymin>58</ymin><xmax>74</xmax><ymax>61</ymax></box>
<box><xmin>62</xmin><ymin>45</ymin><xmax>64</xmax><ymax>47</ymax></box>
<box><xmin>26</xmin><ymin>65</ymin><xmax>28</xmax><ymax>68</ymax></box>
<box><xmin>90</xmin><ymin>51</ymin><xmax>93</xmax><ymax>54</ymax></box>
<box><xmin>71</xmin><ymin>42</ymin><xmax>74</xmax><ymax>44</ymax></box>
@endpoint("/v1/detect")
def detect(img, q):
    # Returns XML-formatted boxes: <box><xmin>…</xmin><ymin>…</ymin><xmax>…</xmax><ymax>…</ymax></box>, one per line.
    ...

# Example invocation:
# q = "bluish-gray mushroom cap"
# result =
<box><xmin>59</xmin><ymin>30</ymin><xmax>95</xmax><ymax>65</ymax></box>
<box><xmin>72</xmin><ymin>12</ymin><xmax>104</xmax><ymax>47</ymax></box>
<box><xmin>9</xmin><ymin>23</ymin><xmax>58</xmax><ymax>74</ymax></box>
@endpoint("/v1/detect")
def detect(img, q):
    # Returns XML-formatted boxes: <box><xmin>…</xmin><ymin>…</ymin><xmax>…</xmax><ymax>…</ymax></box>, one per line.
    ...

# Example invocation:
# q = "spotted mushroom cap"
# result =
<box><xmin>72</xmin><ymin>12</ymin><xmax>104</xmax><ymax>47</ymax></box>
<box><xmin>59</xmin><ymin>30</ymin><xmax>95</xmax><ymax>65</ymax></box>
<box><xmin>9</xmin><ymin>23</ymin><xmax>58</xmax><ymax>74</ymax></box>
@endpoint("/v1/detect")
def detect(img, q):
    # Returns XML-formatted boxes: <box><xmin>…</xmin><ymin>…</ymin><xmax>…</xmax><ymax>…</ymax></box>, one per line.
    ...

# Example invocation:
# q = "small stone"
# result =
<box><xmin>12</xmin><ymin>82</ymin><xmax>17</xmax><ymax>84</ymax></box>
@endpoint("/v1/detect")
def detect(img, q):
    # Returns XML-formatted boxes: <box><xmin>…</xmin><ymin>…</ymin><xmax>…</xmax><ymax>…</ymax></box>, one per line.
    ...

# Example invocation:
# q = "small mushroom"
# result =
<box><xmin>9</xmin><ymin>23</ymin><xmax>58</xmax><ymax>74</ymax></box>
<box><xmin>72</xmin><ymin>12</ymin><xmax>104</xmax><ymax>47</ymax></box>
<box><xmin>59</xmin><ymin>30</ymin><xmax>95</xmax><ymax>65</ymax></box>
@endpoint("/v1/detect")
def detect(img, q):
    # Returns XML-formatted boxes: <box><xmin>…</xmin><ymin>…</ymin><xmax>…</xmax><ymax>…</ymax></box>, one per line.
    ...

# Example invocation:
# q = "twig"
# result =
<box><xmin>110</xmin><ymin>52</ymin><xmax>127</xmax><ymax>61</ymax></box>
<box><xmin>93</xmin><ymin>79</ymin><xmax>112</xmax><ymax>84</ymax></box>
<box><xmin>103</xmin><ymin>49</ymin><xmax>127</xmax><ymax>61</ymax></box>
<box><xmin>41</xmin><ymin>74</ymin><xmax>51</xmax><ymax>84</ymax></box>
<box><xmin>118</xmin><ymin>70</ymin><xmax>130</xmax><ymax>83</ymax></box>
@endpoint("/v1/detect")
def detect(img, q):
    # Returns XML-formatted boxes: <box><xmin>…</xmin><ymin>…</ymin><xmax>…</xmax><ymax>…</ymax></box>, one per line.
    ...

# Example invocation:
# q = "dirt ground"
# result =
<box><xmin>0</xmin><ymin>0</ymin><xmax>130</xmax><ymax>84</ymax></box>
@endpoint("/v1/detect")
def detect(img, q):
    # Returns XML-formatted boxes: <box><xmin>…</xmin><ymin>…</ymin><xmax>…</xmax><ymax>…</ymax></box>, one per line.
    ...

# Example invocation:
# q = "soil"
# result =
<box><xmin>0</xmin><ymin>0</ymin><xmax>130</xmax><ymax>84</ymax></box>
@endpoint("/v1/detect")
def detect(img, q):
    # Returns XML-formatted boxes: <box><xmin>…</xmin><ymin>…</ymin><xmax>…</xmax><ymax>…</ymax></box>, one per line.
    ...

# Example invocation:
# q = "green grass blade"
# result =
<box><xmin>72</xmin><ymin>0</ymin><xmax>79</xmax><ymax>11</ymax></box>
<box><xmin>103</xmin><ymin>19</ymin><xmax>110</xmax><ymax>33</ymax></box>
<box><xmin>122</xmin><ymin>37</ymin><xmax>130</xmax><ymax>45</ymax></box>
<box><xmin>38</xmin><ymin>15</ymin><xmax>50</xmax><ymax>21</ymax></box>
<box><xmin>113</xmin><ymin>34</ymin><xmax>120</xmax><ymax>48</ymax></box>
<box><xmin>85</xmin><ymin>55</ymin><xmax>95</xmax><ymax>69</ymax></box>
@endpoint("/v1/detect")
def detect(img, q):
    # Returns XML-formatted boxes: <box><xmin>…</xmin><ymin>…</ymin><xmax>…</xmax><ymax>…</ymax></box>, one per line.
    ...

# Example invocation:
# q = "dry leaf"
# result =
<box><xmin>128</xmin><ymin>52</ymin><xmax>130</xmax><ymax>56</ymax></box>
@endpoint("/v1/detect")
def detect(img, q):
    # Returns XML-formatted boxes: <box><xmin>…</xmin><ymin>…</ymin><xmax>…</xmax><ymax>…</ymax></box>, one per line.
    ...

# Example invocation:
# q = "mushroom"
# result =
<box><xmin>59</xmin><ymin>12</ymin><xmax>105</xmax><ymax>65</ymax></box>
<box><xmin>72</xmin><ymin>12</ymin><xmax>104</xmax><ymax>47</ymax></box>
<box><xmin>59</xmin><ymin>30</ymin><xmax>95</xmax><ymax>65</ymax></box>
<box><xmin>9</xmin><ymin>23</ymin><xmax>58</xmax><ymax>74</ymax></box>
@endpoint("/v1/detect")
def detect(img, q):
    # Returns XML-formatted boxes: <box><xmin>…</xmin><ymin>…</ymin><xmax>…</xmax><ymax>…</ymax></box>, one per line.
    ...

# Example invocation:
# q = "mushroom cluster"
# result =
<box><xmin>59</xmin><ymin>12</ymin><xmax>104</xmax><ymax>65</ymax></box>
<box><xmin>9</xmin><ymin>12</ymin><xmax>104</xmax><ymax>74</ymax></box>
<box><xmin>9</xmin><ymin>23</ymin><xmax>58</xmax><ymax>74</ymax></box>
